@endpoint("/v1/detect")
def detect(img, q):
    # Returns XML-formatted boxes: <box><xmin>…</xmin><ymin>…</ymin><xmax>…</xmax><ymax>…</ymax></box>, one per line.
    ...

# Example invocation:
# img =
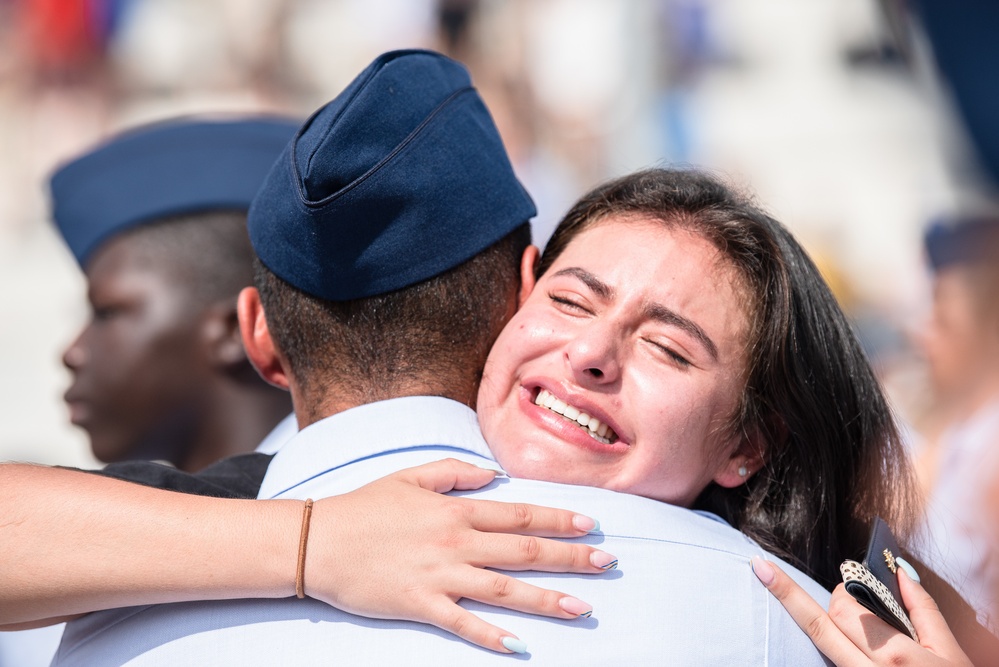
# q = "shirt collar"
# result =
<box><xmin>259</xmin><ymin>396</ymin><xmax>494</xmax><ymax>498</ymax></box>
<box><xmin>253</xmin><ymin>412</ymin><xmax>298</xmax><ymax>455</ymax></box>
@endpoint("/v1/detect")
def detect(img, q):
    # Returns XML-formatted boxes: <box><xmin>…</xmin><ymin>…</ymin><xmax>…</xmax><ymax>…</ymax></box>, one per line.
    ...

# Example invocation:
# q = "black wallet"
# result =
<box><xmin>839</xmin><ymin>516</ymin><xmax>918</xmax><ymax>641</ymax></box>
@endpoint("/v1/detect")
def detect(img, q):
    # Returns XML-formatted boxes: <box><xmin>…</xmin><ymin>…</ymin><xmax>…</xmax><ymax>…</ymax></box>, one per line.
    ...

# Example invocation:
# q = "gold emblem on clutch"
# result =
<box><xmin>883</xmin><ymin>549</ymin><xmax>897</xmax><ymax>574</ymax></box>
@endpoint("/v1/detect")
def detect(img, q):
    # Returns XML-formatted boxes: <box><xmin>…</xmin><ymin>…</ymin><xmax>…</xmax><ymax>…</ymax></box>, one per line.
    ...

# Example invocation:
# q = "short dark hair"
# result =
<box><xmin>256</xmin><ymin>223</ymin><xmax>531</xmax><ymax>417</ymax></box>
<box><xmin>540</xmin><ymin>168</ymin><xmax>918</xmax><ymax>590</ymax></box>
<box><xmin>119</xmin><ymin>210</ymin><xmax>255</xmax><ymax>306</ymax></box>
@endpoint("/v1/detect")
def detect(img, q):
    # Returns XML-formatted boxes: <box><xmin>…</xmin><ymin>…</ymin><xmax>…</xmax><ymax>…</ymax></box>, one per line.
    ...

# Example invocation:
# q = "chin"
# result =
<box><xmin>499</xmin><ymin>450</ymin><xmax>582</xmax><ymax>486</ymax></box>
<box><xmin>88</xmin><ymin>434</ymin><xmax>134</xmax><ymax>464</ymax></box>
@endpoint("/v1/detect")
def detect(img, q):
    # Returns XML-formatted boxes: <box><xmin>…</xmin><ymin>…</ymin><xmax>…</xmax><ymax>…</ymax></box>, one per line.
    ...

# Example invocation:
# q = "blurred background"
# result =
<box><xmin>0</xmin><ymin>0</ymin><xmax>986</xmax><ymax>469</ymax></box>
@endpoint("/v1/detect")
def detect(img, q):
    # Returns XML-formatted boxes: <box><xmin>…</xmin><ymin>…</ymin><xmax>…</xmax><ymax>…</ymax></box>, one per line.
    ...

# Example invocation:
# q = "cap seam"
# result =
<box><xmin>299</xmin><ymin>50</ymin><xmax>430</xmax><ymax>187</ymax></box>
<box><xmin>301</xmin><ymin>86</ymin><xmax>475</xmax><ymax>210</ymax></box>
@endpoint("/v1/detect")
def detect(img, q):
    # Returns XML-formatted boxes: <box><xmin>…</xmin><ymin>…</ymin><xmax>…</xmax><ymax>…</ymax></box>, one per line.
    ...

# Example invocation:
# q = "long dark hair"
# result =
<box><xmin>540</xmin><ymin>168</ymin><xmax>918</xmax><ymax>589</ymax></box>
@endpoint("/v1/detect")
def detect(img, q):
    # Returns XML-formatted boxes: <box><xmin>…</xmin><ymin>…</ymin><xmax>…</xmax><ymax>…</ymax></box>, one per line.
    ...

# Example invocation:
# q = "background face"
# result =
<box><xmin>920</xmin><ymin>266</ymin><xmax>999</xmax><ymax>411</ymax></box>
<box><xmin>478</xmin><ymin>217</ymin><xmax>750</xmax><ymax>507</ymax></box>
<box><xmin>62</xmin><ymin>233</ymin><xmax>207</xmax><ymax>464</ymax></box>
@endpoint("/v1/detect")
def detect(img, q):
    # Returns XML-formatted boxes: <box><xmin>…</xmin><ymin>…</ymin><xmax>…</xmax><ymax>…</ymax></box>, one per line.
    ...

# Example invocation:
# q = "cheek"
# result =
<box><xmin>118</xmin><ymin>319</ymin><xmax>201</xmax><ymax>398</ymax></box>
<box><xmin>481</xmin><ymin>312</ymin><xmax>556</xmax><ymax>398</ymax></box>
<box><xmin>629</xmin><ymin>380</ymin><xmax>742</xmax><ymax>496</ymax></box>
<box><xmin>630</xmin><ymin>371</ymin><xmax>708</xmax><ymax>443</ymax></box>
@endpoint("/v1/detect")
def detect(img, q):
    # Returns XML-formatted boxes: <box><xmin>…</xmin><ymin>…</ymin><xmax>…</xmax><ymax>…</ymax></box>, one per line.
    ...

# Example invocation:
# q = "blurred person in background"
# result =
<box><xmin>916</xmin><ymin>217</ymin><xmax>999</xmax><ymax>630</ymax></box>
<box><xmin>902</xmin><ymin>0</ymin><xmax>999</xmax><ymax>634</ymax></box>
<box><xmin>50</xmin><ymin>116</ymin><xmax>296</xmax><ymax>475</ymax></box>
<box><xmin>0</xmin><ymin>115</ymin><xmax>298</xmax><ymax>667</ymax></box>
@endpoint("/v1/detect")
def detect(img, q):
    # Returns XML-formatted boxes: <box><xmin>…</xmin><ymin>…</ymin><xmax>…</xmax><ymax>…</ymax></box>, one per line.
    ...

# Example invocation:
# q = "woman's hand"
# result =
<box><xmin>752</xmin><ymin>557</ymin><xmax>973</xmax><ymax>666</ymax></box>
<box><xmin>305</xmin><ymin>458</ymin><xmax>614</xmax><ymax>654</ymax></box>
<box><xmin>0</xmin><ymin>460</ymin><xmax>610</xmax><ymax>654</ymax></box>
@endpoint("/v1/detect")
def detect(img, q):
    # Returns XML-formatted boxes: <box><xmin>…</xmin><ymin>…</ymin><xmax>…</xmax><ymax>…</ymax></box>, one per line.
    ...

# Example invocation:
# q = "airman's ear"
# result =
<box><xmin>236</xmin><ymin>287</ymin><xmax>290</xmax><ymax>389</ymax></box>
<box><xmin>518</xmin><ymin>245</ymin><xmax>540</xmax><ymax>308</ymax></box>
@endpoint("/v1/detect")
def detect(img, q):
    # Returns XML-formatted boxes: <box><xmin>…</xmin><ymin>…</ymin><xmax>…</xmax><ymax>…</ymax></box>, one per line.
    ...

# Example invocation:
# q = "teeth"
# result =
<box><xmin>534</xmin><ymin>390</ymin><xmax>616</xmax><ymax>444</ymax></box>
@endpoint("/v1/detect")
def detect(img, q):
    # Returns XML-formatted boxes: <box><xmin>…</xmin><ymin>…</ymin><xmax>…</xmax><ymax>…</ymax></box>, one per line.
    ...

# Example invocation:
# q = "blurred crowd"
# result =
<box><xmin>1</xmin><ymin>0</ymin><xmax>999</xmax><ymax>649</ymax></box>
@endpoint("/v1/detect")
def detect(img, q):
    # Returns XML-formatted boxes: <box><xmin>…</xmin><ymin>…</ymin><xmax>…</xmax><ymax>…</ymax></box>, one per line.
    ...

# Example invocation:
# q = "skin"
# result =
<box><xmin>0</xmin><ymin>459</ymin><xmax>607</xmax><ymax>656</ymax></box>
<box><xmin>754</xmin><ymin>559</ymin><xmax>973</xmax><ymax>666</ymax></box>
<box><xmin>61</xmin><ymin>231</ymin><xmax>290</xmax><ymax>471</ymax></box>
<box><xmin>63</xmin><ymin>233</ymin><xmax>212</xmax><ymax>464</ymax></box>
<box><xmin>478</xmin><ymin>216</ymin><xmax>760</xmax><ymax>507</ymax></box>
<box><xmin>919</xmin><ymin>266</ymin><xmax>999</xmax><ymax>419</ymax></box>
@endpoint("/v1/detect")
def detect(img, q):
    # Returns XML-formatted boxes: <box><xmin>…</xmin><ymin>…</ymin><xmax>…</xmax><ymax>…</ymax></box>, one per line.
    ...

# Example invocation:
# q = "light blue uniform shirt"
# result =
<box><xmin>253</xmin><ymin>412</ymin><xmax>297</xmax><ymax>455</ymax></box>
<box><xmin>54</xmin><ymin>397</ymin><xmax>831</xmax><ymax>666</ymax></box>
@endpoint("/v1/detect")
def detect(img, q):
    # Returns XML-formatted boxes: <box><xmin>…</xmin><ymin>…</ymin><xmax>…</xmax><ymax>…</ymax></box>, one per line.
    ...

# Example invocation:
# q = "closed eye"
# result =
<box><xmin>549</xmin><ymin>292</ymin><xmax>593</xmax><ymax>315</ymax></box>
<box><xmin>90</xmin><ymin>302</ymin><xmax>127</xmax><ymax>322</ymax></box>
<box><xmin>92</xmin><ymin>306</ymin><xmax>117</xmax><ymax>321</ymax></box>
<box><xmin>648</xmin><ymin>339</ymin><xmax>691</xmax><ymax>368</ymax></box>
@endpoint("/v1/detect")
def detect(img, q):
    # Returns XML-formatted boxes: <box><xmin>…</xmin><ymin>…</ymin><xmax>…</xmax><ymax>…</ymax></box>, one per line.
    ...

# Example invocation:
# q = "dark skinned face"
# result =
<box><xmin>62</xmin><ymin>233</ymin><xmax>209</xmax><ymax>464</ymax></box>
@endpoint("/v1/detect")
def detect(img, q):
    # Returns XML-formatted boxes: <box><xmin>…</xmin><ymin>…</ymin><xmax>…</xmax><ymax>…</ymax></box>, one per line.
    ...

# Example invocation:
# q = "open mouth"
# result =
<box><xmin>534</xmin><ymin>389</ymin><xmax>618</xmax><ymax>444</ymax></box>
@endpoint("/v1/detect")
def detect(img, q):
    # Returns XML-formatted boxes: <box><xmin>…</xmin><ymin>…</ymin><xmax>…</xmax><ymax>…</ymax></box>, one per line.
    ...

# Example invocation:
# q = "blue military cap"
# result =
<box><xmin>924</xmin><ymin>217</ymin><xmax>999</xmax><ymax>270</ymax></box>
<box><xmin>50</xmin><ymin>116</ymin><xmax>299</xmax><ymax>267</ymax></box>
<box><xmin>248</xmin><ymin>49</ymin><xmax>536</xmax><ymax>301</ymax></box>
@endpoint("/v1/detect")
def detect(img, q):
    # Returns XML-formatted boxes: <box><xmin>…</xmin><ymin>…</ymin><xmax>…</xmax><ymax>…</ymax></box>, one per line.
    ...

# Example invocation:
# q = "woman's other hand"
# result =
<box><xmin>752</xmin><ymin>556</ymin><xmax>972</xmax><ymax>666</ymax></box>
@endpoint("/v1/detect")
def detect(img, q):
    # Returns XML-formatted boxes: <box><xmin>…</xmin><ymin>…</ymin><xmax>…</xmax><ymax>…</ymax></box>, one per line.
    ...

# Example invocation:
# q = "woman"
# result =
<box><xmin>478</xmin><ymin>168</ymin><xmax>918</xmax><ymax>591</ymax></box>
<box><xmin>479</xmin><ymin>167</ymin><xmax>985</xmax><ymax>662</ymax></box>
<box><xmin>0</xmin><ymin>168</ymin><xmax>978</xmax><ymax>660</ymax></box>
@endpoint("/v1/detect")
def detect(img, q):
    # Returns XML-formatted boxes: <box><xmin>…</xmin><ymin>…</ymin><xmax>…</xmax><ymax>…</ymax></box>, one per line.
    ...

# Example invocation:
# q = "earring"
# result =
<box><xmin>738</xmin><ymin>465</ymin><xmax>748</xmax><ymax>478</ymax></box>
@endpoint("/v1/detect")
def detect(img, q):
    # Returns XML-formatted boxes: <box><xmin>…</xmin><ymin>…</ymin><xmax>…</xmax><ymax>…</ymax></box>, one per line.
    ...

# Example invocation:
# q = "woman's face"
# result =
<box><xmin>477</xmin><ymin>216</ymin><xmax>754</xmax><ymax>507</ymax></box>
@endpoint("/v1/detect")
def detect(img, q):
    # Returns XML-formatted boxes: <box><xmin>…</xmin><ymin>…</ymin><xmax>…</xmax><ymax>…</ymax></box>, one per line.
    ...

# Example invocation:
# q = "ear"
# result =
<box><xmin>518</xmin><ymin>245</ymin><xmax>540</xmax><ymax>308</ymax></box>
<box><xmin>236</xmin><ymin>287</ymin><xmax>290</xmax><ymax>390</ymax></box>
<box><xmin>200</xmin><ymin>299</ymin><xmax>249</xmax><ymax>369</ymax></box>
<box><xmin>712</xmin><ymin>432</ymin><xmax>765</xmax><ymax>489</ymax></box>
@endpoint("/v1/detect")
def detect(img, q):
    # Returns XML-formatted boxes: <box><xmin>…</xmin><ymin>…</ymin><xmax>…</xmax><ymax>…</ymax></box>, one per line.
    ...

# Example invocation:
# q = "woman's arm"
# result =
<box><xmin>752</xmin><ymin>557</ymin><xmax>975</xmax><ymax>666</ymax></box>
<box><xmin>0</xmin><ymin>458</ymin><xmax>610</xmax><ymax>653</ymax></box>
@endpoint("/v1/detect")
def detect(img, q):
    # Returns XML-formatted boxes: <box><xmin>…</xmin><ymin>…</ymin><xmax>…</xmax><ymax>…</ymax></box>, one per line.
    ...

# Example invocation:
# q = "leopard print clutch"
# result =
<box><xmin>840</xmin><ymin>559</ymin><xmax>918</xmax><ymax>641</ymax></box>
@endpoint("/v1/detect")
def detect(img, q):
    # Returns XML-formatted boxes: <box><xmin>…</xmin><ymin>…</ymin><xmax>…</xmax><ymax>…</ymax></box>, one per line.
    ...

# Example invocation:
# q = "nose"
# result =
<box><xmin>62</xmin><ymin>329</ymin><xmax>88</xmax><ymax>370</ymax></box>
<box><xmin>565</xmin><ymin>322</ymin><xmax>620</xmax><ymax>386</ymax></box>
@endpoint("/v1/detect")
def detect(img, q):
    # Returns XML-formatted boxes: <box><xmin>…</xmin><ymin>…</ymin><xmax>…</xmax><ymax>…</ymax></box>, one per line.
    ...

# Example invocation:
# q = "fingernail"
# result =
<box><xmin>558</xmin><ymin>596</ymin><xmax>593</xmax><ymax>618</ymax></box>
<box><xmin>895</xmin><ymin>557</ymin><xmax>920</xmax><ymax>583</ymax></box>
<box><xmin>572</xmin><ymin>515</ymin><xmax>600</xmax><ymax>533</ymax></box>
<box><xmin>501</xmin><ymin>636</ymin><xmax>527</xmax><ymax>654</ymax></box>
<box><xmin>492</xmin><ymin>469</ymin><xmax>509</xmax><ymax>478</ymax></box>
<box><xmin>590</xmin><ymin>551</ymin><xmax>619</xmax><ymax>570</ymax></box>
<box><xmin>751</xmin><ymin>556</ymin><xmax>775</xmax><ymax>586</ymax></box>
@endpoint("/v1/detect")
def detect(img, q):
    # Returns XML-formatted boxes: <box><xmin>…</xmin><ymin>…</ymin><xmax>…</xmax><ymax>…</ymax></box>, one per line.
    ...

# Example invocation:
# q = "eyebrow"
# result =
<box><xmin>552</xmin><ymin>267</ymin><xmax>614</xmax><ymax>299</ymax></box>
<box><xmin>644</xmin><ymin>303</ymin><xmax>718</xmax><ymax>361</ymax></box>
<box><xmin>552</xmin><ymin>266</ymin><xmax>719</xmax><ymax>361</ymax></box>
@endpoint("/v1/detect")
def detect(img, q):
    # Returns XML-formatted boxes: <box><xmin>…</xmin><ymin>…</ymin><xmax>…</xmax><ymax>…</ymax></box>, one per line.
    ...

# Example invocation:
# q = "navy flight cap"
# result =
<box><xmin>924</xmin><ymin>217</ymin><xmax>999</xmax><ymax>270</ymax></box>
<box><xmin>50</xmin><ymin>116</ymin><xmax>299</xmax><ymax>267</ymax></box>
<box><xmin>248</xmin><ymin>49</ymin><xmax>537</xmax><ymax>301</ymax></box>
